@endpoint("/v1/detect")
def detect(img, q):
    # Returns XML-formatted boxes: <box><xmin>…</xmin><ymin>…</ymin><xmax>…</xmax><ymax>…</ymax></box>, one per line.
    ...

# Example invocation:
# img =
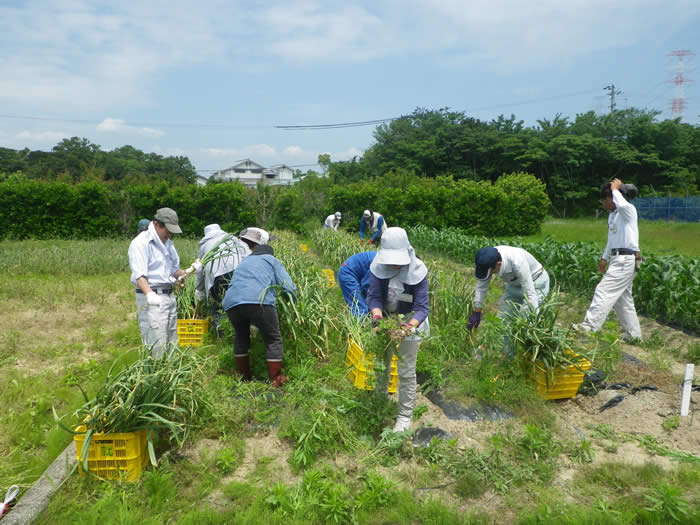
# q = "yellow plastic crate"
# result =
<box><xmin>74</xmin><ymin>425</ymin><xmax>148</xmax><ymax>482</ymax></box>
<box><xmin>177</xmin><ymin>319</ymin><xmax>209</xmax><ymax>347</ymax></box>
<box><xmin>345</xmin><ymin>338</ymin><xmax>398</xmax><ymax>393</ymax></box>
<box><xmin>321</xmin><ymin>268</ymin><xmax>336</xmax><ymax>288</ymax></box>
<box><xmin>531</xmin><ymin>357</ymin><xmax>592</xmax><ymax>400</ymax></box>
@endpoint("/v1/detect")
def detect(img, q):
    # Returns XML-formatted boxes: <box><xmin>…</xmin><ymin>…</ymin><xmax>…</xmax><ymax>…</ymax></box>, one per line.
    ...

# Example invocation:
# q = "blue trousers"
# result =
<box><xmin>337</xmin><ymin>266</ymin><xmax>369</xmax><ymax>318</ymax></box>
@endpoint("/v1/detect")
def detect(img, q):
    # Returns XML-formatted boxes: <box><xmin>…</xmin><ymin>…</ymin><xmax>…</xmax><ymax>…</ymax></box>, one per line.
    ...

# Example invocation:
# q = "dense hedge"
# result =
<box><xmin>0</xmin><ymin>174</ymin><xmax>255</xmax><ymax>239</ymax></box>
<box><xmin>0</xmin><ymin>170</ymin><xmax>549</xmax><ymax>239</ymax></box>
<box><xmin>282</xmin><ymin>170</ymin><xmax>550</xmax><ymax>236</ymax></box>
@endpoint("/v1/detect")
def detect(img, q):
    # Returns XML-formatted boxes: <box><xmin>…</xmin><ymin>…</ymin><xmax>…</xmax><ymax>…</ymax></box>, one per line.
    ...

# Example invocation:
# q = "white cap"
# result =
<box><xmin>373</xmin><ymin>227</ymin><xmax>410</xmax><ymax>266</ymax></box>
<box><xmin>335</xmin><ymin>211</ymin><xmax>342</xmax><ymax>218</ymax></box>
<box><xmin>363</xmin><ymin>210</ymin><xmax>371</xmax><ymax>218</ymax></box>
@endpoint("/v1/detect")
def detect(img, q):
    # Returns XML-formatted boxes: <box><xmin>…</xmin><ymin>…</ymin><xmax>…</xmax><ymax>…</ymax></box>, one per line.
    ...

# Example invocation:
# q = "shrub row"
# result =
<box><xmin>0</xmin><ymin>170</ymin><xmax>549</xmax><ymax>239</ymax></box>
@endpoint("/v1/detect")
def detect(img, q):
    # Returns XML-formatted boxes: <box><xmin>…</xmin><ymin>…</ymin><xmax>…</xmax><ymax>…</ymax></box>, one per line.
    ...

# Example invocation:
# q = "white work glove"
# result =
<box><xmin>146</xmin><ymin>291</ymin><xmax>163</xmax><ymax>307</ymax></box>
<box><xmin>194</xmin><ymin>289</ymin><xmax>205</xmax><ymax>302</ymax></box>
<box><xmin>185</xmin><ymin>259</ymin><xmax>203</xmax><ymax>276</ymax></box>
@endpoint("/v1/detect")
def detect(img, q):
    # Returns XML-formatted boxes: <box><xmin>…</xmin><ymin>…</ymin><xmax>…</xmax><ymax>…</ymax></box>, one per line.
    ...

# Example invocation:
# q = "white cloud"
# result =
<box><xmin>96</xmin><ymin>118</ymin><xmax>164</xmax><ymax>137</ymax></box>
<box><xmin>0</xmin><ymin>1</ymin><xmax>697</xmax><ymax>112</ymax></box>
<box><xmin>15</xmin><ymin>130</ymin><xmax>70</xmax><ymax>143</ymax></box>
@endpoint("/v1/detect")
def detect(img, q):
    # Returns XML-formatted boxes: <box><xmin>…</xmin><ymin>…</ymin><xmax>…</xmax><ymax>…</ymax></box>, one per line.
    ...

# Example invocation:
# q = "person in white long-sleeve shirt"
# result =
<box><xmin>574</xmin><ymin>179</ymin><xmax>642</xmax><ymax>341</ymax></box>
<box><xmin>128</xmin><ymin>208</ymin><xmax>186</xmax><ymax>357</ymax></box>
<box><xmin>467</xmin><ymin>245</ymin><xmax>550</xmax><ymax>357</ymax></box>
<box><xmin>195</xmin><ymin>224</ymin><xmax>251</xmax><ymax>334</ymax></box>
<box><xmin>323</xmin><ymin>211</ymin><xmax>342</xmax><ymax>231</ymax></box>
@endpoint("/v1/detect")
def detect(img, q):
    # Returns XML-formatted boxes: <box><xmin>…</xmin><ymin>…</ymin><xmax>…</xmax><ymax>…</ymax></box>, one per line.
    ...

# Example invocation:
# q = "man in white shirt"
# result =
<box><xmin>467</xmin><ymin>245</ymin><xmax>550</xmax><ymax>357</ymax></box>
<box><xmin>574</xmin><ymin>179</ymin><xmax>642</xmax><ymax>341</ymax></box>
<box><xmin>128</xmin><ymin>208</ymin><xmax>186</xmax><ymax>357</ymax></box>
<box><xmin>323</xmin><ymin>211</ymin><xmax>342</xmax><ymax>231</ymax></box>
<box><xmin>468</xmin><ymin>245</ymin><xmax>550</xmax><ymax>326</ymax></box>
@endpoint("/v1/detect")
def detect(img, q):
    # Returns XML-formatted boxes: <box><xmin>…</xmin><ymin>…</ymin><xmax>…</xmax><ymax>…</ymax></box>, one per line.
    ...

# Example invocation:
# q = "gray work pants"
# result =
<box><xmin>375</xmin><ymin>333</ymin><xmax>422</xmax><ymax>419</ymax></box>
<box><xmin>135</xmin><ymin>292</ymin><xmax>178</xmax><ymax>358</ymax></box>
<box><xmin>580</xmin><ymin>255</ymin><xmax>642</xmax><ymax>339</ymax></box>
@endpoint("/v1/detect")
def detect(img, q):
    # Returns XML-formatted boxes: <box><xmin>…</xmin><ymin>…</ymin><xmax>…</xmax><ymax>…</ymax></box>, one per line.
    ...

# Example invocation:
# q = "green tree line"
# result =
<box><xmin>326</xmin><ymin>107</ymin><xmax>700</xmax><ymax>216</ymax></box>
<box><xmin>0</xmin><ymin>137</ymin><xmax>196</xmax><ymax>186</ymax></box>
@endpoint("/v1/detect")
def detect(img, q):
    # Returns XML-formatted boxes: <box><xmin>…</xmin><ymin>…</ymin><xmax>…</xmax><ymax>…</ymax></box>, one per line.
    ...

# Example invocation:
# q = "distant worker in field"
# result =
<box><xmin>128</xmin><ymin>208</ymin><xmax>186</xmax><ymax>358</ymax></box>
<box><xmin>467</xmin><ymin>246</ymin><xmax>550</xmax><ymax>357</ymax></box>
<box><xmin>574</xmin><ymin>179</ymin><xmax>642</xmax><ymax>342</ymax></box>
<box><xmin>324</xmin><ymin>211</ymin><xmax>342</xmax><ymax>231</ymax></box>
<box><xmin>137</xmin><ymin>218</ymin><xmax>150</xmax><ymax>233</ymax></box>
<box><xmin>337</xmin><ymin>251</ymin><xmax>378</xmax><ymax>317</ymax></box>
<box><xmin>222</xmin><ymin>227</ymin><xmax>296</xmax><ymax>387</ymax></box>
<box><xmin>195</xmin><ymin>224</ymin><xmax>251</xmax><ymax>335</ymax></box>
<box><xmin>360</xmin><ymin>209</ymin><xmax>387</xmax><ymax>244</ymax></box>
<box><xmin>367</xmin><ymin>227</ymin><xmax>429</xmax><ymax>433</ymax></box>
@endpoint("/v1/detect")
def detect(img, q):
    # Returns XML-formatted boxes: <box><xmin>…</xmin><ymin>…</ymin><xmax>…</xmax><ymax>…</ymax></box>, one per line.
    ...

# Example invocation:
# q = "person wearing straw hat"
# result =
<box><xmin>359</xmin><ymin>209</ymin><xmax>387</xmax><ymax>244</ymax></box>
<box><xmin>222</xmin><ymin>227</ymin><xmax>296</xmax><ymax>387</ymax></box>
<box><xmin>128</xmin><ymin>208</ymin><xmax>186</xmax><ymax>358</ymax></box>
<box><xmin>194</xmin><ymin>224</ymin><xmax>251</xmax><ymax>335</ymax></box>
<box><xmin>367</xmin><ymin>227</ymin><xmax>429</xmax><ymax>432</ymax></box>
<box><xmin>324</xmin><ymin>211</ymin><xmax>342</xmax><ymax>231</ymax></box>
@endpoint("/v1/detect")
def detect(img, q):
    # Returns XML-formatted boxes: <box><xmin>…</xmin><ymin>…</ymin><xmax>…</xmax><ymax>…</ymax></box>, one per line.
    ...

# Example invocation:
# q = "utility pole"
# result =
<box><xmin>604</xmin><ymin>84</ymin><xmax>622</xmax><ymax>113</ymax></box>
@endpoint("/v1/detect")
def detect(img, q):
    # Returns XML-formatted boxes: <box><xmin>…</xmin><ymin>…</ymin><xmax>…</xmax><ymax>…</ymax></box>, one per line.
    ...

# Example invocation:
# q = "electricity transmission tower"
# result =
<box><xmin>668</xmin><ymin>50</ymin><xmax>695</xmax><ymax>119</ymax></box>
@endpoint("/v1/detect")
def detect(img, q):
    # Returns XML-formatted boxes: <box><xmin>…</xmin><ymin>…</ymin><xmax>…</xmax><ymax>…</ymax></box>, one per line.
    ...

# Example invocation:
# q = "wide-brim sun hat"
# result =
<box><xmin>373</xmin><ymin>227</ymin><xmax>411</xmax><ymax>266</ymax></box>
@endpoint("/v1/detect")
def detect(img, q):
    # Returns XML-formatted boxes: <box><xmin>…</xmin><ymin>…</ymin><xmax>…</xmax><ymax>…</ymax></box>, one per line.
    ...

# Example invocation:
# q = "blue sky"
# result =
<box><xmin>1</xmin><ymin>0</ymin><xmax>699</xmax><ymax>176</ymax></box>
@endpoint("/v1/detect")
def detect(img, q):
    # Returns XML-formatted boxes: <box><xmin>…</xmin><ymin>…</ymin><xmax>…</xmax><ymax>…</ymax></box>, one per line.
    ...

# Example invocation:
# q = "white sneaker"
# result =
<box><xmin>392</xmin><ymin>416</ymin><xmax>411</xmax><ymax>433</ymax></box>
<box><xmin>571</xmin><ymin>323</ymin><xmax>591</xmax><ymax>333</ymax></box>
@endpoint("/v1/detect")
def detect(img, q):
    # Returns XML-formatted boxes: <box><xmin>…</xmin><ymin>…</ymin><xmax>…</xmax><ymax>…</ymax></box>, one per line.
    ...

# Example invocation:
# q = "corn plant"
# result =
<box><xmin>407</xmin><ymin>225</ymin><xmax>700</xmax><ymax>333</ymax></box>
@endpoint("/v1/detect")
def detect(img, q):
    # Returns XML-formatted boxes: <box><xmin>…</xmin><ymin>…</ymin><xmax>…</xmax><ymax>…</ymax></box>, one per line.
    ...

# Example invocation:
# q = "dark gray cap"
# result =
<box><xmin>475</xmin><ymin>247</ymin><xmax>501</xmax><ymax>279</ymax></box>
<box><xmin>620</xmin><ymin>183</ymin><xmax>638</xmax><ymax>200</ymax></box>
<box><xmin>137</xmin><ymin>219</ymin><xmax>150</xmax><ymax>232</ymax></box>
<box><xmin>154</xmin><ymin>207</ymin><xmax>182</xmax><ymax>234</ymax></box>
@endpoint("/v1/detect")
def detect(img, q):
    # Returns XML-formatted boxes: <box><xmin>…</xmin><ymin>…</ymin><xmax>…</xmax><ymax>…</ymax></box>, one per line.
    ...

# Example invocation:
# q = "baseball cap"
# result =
<box><xmin>154</xmin><ymin>208</ymin><xmax>182</xmax><ymax>234</ymax></box>
<box><xmin>363</xmin><ymin>210</ymin><xmax>371</xmax><ymax>218</ymax></box>
<box><xmin>474</xmin><ymin>247</ymin><xmax>501</xmax><ymax>279</ymax></box>
<box><xmin>239</xmin><ymin>227</ymin><xmax>270</xmax><ymax>245</ymax></box>
<box><xmin>137</xmin><ymin>218</ymin><xmax>150</xmax><ymax>232</ymax></box>
<box><xmin>335</xmin><ymin>211</ymin><xmax>342</xmax><ymax>218</ymax></box>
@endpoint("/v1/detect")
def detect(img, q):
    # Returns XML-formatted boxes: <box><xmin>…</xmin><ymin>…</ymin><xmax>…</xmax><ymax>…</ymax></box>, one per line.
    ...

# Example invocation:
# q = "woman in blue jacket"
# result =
<box><xmin>223</xmin><ymin>228</ymin><xmax>296</xmax><ymax>387</ymax></box>
<box><xmin>337</xmin><ymin>251</ymin><xmax>377</xmax><ymax>318</ymax></box>
<box><xmin>367</xmin><ymin>227</ymin><xmax>429</xmax><ymax>432</ymax></box>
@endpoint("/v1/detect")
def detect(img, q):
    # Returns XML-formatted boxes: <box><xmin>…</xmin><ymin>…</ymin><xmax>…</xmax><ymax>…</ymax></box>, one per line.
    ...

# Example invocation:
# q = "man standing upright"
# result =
<box><xmin>128</xmin><ymin>208</ymin><xmax>187</xmax><ymax>357</ymax></box>
<box><xmin>574</xmin><ymin>179</ymin><xmax>642</xmax><ymax>342</ymax></box>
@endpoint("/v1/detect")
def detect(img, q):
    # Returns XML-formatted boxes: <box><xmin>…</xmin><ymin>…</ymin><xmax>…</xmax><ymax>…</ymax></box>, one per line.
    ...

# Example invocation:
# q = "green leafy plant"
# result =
<box><xmin>504</xmin><ymin>290</ymin><xmax>589</xmax><ymax>377</ymax></box>
<box><xmin>643</xmin><ymin>483</ymin><xmax>689</xmax><ymax>522</ymax></box>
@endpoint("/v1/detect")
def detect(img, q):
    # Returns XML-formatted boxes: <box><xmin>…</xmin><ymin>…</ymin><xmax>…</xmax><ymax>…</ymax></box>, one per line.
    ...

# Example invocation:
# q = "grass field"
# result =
<box><xmin>1</xmin><ymin>229</ymin><xmax>699</xmax><ymax>524</ymax></box>
<box><xmin>522</xmin><ymin>218</ymin><xmax>700</xmax><ymax>258</ymax></box>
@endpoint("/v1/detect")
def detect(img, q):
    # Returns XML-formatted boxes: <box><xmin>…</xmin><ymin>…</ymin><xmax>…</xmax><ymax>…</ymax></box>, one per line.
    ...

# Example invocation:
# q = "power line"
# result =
<box><xmin>0</xmin><ymin>87</ymin><xmax>607</xmax><ymax>131</ymax></box>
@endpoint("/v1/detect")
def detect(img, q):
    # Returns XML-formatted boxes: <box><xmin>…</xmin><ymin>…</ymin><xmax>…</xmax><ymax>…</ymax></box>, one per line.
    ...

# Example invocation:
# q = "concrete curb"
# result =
<box><xmin>2</xmin><ymin>442</ymin><xmax>76</xmax><ymax>525</ymax></box>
